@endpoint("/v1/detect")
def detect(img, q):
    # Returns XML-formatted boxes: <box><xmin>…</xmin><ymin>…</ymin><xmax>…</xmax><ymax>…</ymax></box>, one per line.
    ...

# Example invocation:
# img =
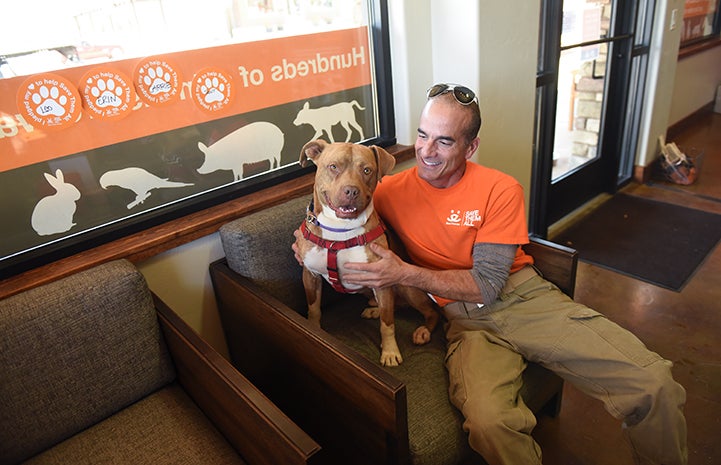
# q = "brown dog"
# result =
<box><xmin>295</xmin><ymin>139</ymin><xmax>440</xmax><ymax>367</ymax></box>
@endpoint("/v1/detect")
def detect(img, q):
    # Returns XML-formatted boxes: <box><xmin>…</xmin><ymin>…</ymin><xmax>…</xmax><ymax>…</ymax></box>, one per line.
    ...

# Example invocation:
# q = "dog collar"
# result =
<box><xmin>299</xmin><ymin>220</ymin><xmax>386</xmax><ymax>293</ymax></box>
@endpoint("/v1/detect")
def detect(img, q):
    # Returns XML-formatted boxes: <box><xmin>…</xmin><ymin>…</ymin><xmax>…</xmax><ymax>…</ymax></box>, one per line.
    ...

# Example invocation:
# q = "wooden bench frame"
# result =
<box><xmin>155</xmin><ymin>293</ymin><xmax>322</xmax><ymax>465</ymax></box>
<box><xmin>210</xmin><ymin>237</ymin><xmax>578</xmax><ymax>465</ymax></box>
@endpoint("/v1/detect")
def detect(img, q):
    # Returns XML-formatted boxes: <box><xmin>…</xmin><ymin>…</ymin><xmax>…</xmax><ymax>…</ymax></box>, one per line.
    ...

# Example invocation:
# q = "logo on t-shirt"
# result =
<box><xmin>446</xmin><ymin>210</ymin><xmax>462</xmax><ymax>226</ymax></box>
<box><xmin>446</xmin><ymin>209</ymin><xmax>483</xmax><ymax>227</ymax></box>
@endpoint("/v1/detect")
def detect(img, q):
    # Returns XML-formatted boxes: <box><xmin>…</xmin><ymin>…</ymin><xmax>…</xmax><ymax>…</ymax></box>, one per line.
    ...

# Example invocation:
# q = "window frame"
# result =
<box><xmin>0</xmin><ymin>0</ymin><xmax>396</xmax><ymax>280</ymax></box>
<box><xmin>679</xmin><ymin>0</ymin><xmax>721</xmax><ymax>51</ymax></box>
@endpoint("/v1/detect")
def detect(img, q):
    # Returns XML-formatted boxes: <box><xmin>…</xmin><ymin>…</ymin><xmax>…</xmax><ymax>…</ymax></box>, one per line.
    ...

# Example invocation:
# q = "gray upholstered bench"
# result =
<box><xmin>0</xmin><ymin>259</ymin><xmax>319</xmax><ymax>465</ymax></box>
<box><xmin>211</xmin><ymin>194</ymin><xmax>577</xmax><ymax>465</ymax></box>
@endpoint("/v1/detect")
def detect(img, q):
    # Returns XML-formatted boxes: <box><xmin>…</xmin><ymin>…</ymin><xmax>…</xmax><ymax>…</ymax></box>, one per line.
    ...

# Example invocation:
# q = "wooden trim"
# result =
<box><xmin>633</xmin><ymin>164</ymin><xmax>652</xmax><ymax>185</ymax></box>
<box><xmin>155</xmin><ymin>292</ymin><xmax>323</xmax><ymax>465</ymax></box>
<box><xmin>679</xmin><ymin>36</ymin><xmax>721</xmax><ymax>60</ymax></box>
<box><xmin>0</xmin><ymin>144</ymin><xmax>415</xmax><ymax>300</ymax></box>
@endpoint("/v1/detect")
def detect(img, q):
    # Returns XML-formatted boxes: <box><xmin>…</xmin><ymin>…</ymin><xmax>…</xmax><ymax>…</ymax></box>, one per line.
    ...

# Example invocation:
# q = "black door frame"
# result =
<box><xmin>530</xmin><ymin>0</ymin><xmax>654</xmax><ymax>237</ymax></box>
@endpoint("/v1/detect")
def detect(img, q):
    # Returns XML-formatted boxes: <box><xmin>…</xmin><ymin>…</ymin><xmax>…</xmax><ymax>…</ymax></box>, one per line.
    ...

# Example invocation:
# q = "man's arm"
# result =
<box><xmin>343</xmin><ymin>242</ymin><xmax>516</xmax><ymax>305</ymax></box>
<box><xmin>470</xmin><ymin>242</ymin><xmax>517</xmax><ymax>304</ymax></box>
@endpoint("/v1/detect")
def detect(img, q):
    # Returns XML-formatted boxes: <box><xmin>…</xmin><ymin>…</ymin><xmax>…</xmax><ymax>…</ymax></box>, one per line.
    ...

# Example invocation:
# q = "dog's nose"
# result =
<box><xmin>343</xmin><ymin>185</ymin><xmax>359</xmax><ymax>199</ymax></box>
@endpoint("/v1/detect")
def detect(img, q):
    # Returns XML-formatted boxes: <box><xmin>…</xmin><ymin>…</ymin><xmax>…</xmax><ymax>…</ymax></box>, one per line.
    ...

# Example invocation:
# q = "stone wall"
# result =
<box><xmin>569</xmin><ymin>1</ymin><xmax>611</xmax><ymax>159</ymax></box>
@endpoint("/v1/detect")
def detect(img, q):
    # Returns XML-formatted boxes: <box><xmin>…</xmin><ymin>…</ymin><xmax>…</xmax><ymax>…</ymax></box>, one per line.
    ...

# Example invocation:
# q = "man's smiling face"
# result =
<box><xmin>414</xmin><ymin>95</ymin><xmax>479</xmax><ymax>189</ymax></box>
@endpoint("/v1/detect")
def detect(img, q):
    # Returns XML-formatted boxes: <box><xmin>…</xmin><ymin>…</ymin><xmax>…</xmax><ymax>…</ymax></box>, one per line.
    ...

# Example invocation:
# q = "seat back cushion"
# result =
<box><xmin>220</xmin><ymin>195</ymin><xmax>310</xmax><ymax>311</ymax></box>
<box><xmin>0</xmin><ymin>259</ymin><xmax>176</xmax><ymax>464</ymax></box>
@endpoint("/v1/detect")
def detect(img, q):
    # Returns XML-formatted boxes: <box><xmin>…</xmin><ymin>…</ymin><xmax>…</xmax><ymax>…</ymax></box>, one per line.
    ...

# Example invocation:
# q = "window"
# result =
<box><xmin>0</xmin><ymin>0</ymin><xmax>394</xmax><ymax>278</ymax></box>
<box><xmin>680</xmin><ymin>0</ymin><xmax>721</xmax><ymax>46</ymax></box>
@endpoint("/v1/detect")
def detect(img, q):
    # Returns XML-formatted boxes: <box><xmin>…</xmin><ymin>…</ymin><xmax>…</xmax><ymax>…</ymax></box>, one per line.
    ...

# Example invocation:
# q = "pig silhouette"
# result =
<box><xmin>197</xmin><ymin>121</ymin><xmax>284</xmax><ymax>181</ymax></box>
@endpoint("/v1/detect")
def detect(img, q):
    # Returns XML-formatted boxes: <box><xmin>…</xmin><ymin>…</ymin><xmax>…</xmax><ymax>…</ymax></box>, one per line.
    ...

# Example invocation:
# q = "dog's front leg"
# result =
<box><xmin>375</xmin><ymin>288</ymin><xmax>402</xmax><ymax>367</ymax></box>
<box><xmin>302</xmin><ymin>268</ymin><xmax>323</xmax><ymax>327</ymax></box>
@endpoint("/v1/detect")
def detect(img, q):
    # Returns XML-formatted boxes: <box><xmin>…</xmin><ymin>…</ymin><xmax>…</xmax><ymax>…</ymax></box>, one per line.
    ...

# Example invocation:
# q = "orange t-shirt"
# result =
<box><xmin>374</xmin><ymin>162</ymin><xmax>533</xmax><ymax>306</ymax></box>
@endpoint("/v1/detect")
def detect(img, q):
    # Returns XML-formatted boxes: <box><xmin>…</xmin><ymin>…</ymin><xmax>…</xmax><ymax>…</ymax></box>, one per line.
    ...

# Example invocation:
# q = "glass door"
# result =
<box><xmin>531</xmin><ymin>0</ymin><xmax>651</xmax><ymax>236</ymax></box>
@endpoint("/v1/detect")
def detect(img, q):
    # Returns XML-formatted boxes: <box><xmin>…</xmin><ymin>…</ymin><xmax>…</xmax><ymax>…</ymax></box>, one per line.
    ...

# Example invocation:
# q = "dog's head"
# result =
<box><xmin>300</xmin><ymin>139</ymin><xmax>395</xmax><ymax>219</ymax></box>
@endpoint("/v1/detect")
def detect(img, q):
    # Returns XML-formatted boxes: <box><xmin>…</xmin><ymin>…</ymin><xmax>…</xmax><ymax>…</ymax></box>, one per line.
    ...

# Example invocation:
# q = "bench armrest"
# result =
<box><xmin>209</xmin><ymin>260</ymin><xmax>410</xmax><ymax>465</ymax></box>
<box><xmin>154</xmin><ymin>293</ymin><xmax>322</xmax><ymax>465</ymax></box>
<box><xmin>523</xmin><ymin>237</ymin><xmax>579</xmax><ymax>298</ymax></box>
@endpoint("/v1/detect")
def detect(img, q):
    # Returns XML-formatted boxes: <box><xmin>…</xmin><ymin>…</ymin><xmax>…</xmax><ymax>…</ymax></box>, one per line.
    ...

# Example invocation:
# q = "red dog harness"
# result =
<box><xmin>300</xmin><ymin>220</ymin><xmax>386</xmax><ymax>293</ymax></box>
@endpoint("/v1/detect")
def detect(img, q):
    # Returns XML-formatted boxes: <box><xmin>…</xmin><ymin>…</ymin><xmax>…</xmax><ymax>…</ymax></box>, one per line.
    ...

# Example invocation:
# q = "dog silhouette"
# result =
<box><xmin>294</xmin><ymin>101</ymin><xmax>365</xmax><ymax>143</ymax></box>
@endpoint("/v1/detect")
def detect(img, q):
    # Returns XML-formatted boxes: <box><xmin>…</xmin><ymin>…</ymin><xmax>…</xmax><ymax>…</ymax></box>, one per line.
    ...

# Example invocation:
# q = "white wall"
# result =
<box><xmin>392</xmin><ymin>0</ymin><xmax>540</xmax><ymax>204</ymax></box>
<box><xmin>668</xmin><ymin>45</ymin><xmax>721</xmax><ymax>124</ymax></box>
<box><xmin>388</xmin><ymin>0</ymin><xmax>432</xmax><ymax>145</ymax></box>
<box><xmin>636</xmin><ymin>0</ymin><xmax>683</xmax><ymax>167</ymax></box>
<box><xmin>464</xmin><ymin>1</ymin><xmax>540</xmax><ymax>197</ymax></box>
<box><xmin>138</xmin><ymin>232</ymin><xmax>229</xmax><ymax>357</ymax></box>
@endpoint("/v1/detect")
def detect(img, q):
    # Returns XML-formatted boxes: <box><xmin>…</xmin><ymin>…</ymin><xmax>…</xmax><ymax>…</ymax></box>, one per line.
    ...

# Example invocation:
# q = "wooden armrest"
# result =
<box><xmin>154</xmin><ymin>293</ymin><xmax>322</xmax><ymax>465</ymax></box>
<box><xmin>209</xmin><ymin>260</ymin><xmax>409</xmax><ymax>465</ymax></box>
<box><xmin>523</xmin><ymin>237</ymin><xmax>579</xmax><ymax>298</ymax></box>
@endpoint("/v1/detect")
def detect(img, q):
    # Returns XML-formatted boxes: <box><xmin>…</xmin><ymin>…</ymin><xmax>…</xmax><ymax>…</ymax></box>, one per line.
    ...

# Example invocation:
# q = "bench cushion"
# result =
<box><xmin>0</xmin><ymin>260</ymin><xmax>176</xmax><ymax>464</ymax></box>
<box><xmin>319</xmin><ymin>295</ymin><xmax>472</xmax><ymax>465</ymax></box>
<box><xmin>24</xmin><ymin>384</ymin><xmax>246</xmax><ymax>464</ymax></box>
<box><xmin>220</xmin><ymin>195</ymin><xmax>308</xmax><ymax>311</ymax></box>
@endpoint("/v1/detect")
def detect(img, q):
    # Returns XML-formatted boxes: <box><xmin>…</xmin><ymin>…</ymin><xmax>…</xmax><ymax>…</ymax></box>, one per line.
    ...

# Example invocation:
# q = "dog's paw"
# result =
<box><xmin>361</xmin><ymin>306</ymin><xmax>380</xmax><ymax>319</ymax></box>
<box><xmin>380</xmin><ymin>350</ymin><xmax>403</xmax><ymax>367</ymax></box>
<box><xmin>412</xmin><ymin>326</ymin><xmax>432</xmax><ymax>345</ymax></box>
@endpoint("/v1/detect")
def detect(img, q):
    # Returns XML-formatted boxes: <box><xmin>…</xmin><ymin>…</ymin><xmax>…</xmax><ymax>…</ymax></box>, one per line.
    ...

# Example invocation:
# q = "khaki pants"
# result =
<box><xmin>444</xmin><ymin>272</ymin><xmax>687</xmax><ymax>465</ymax></box>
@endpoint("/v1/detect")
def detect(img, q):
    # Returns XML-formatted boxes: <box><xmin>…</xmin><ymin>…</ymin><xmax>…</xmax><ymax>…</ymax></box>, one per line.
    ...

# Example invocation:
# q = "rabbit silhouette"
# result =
<box><xmin>31</xmin><ymin>169</ymin><xmax>82</xmax><ymax>236</ymax></box>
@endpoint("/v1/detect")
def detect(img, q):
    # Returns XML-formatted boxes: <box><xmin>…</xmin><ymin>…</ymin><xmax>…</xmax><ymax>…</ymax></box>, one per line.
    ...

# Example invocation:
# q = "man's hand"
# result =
<box><xmin>343</xmin><ymin>243</ymin><xmax>406</xmax><ymax>289</ymax></box>
<box><xmin>292</xmin><ymin>228</ymin><xmax>304</xmax><ymax>266</ymax></box>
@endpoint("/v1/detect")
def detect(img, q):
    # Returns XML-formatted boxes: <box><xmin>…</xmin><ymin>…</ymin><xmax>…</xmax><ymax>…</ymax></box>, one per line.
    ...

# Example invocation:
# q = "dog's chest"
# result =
<box><xmin>304</xmin><ymin>244</ymin><xmax>369</xmax><ymax>291</ymax></box>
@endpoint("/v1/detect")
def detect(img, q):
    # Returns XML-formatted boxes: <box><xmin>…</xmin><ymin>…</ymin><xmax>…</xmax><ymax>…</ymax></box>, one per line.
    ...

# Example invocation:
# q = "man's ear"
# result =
<box><xmin>299</xmin><ymin>139</ymin><xmax>328</xmax><ymax>167</ymax></box>
<box><xmin>371</xmin><ymin>145</ymin><xmax>396</xmax><ymax>181</ymax></box>
<box><xmin>465</xmin><ymin>136</ymin><xmax>480</xmax><ymax>160</ymax></box>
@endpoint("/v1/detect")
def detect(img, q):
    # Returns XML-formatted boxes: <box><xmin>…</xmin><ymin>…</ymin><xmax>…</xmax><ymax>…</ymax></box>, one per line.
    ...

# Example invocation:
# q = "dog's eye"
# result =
<box><xmin>363</xmin><ymin>167</ymin><xmax>373</xmax><ymax>175</ymax></box>
<box><xmin>328</xmin><ymin>164</ymin><xmax>338</xmax><ymax>171</ymax></box>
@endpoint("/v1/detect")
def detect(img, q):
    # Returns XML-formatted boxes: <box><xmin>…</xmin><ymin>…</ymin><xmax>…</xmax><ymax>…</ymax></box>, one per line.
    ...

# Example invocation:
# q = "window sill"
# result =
<box><xmin>679</xmin><ymin>36</ymin><xmax>721</xmax><ymax>60</ymax></box>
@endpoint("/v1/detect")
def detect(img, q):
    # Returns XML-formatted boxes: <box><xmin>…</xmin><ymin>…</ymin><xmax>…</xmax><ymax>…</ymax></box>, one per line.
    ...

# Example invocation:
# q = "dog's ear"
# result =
<box><xmin>371</xmin><ymin>145</ymin><xmax>396</xmax><ymax>181</ymax></box>
<box><xmin>299</xmin><ymin>139</ymin><xmax>327</xmax><ymax>167</ymax></box>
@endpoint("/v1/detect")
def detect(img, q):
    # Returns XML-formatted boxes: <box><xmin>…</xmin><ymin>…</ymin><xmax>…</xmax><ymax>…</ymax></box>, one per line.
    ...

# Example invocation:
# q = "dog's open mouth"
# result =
<box><xmin>324</xmin><ymin>193</ymin><xmax>363</xmax><ymax>219</ymax></box>
<box><xmin>335</xmin><ymin>204</ymin><xmax>358</xmax><ymax>217</ymax></box>
<box><xmin>330</xmin><ymin>201</ymin><xmax>360</xmax><ymax>219</ymax></box>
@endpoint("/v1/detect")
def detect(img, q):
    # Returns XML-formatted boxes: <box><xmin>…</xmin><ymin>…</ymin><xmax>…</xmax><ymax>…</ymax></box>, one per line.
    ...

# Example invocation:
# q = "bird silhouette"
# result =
<box><xmin>99</xmin><ymin>167</ymin><xmax>194</xmax><ymax>209</ymax></box>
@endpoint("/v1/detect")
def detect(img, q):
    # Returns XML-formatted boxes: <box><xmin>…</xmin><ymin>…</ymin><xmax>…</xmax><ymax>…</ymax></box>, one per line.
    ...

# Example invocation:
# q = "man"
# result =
<box><xmin>341</xmin><ymin>83</ymin><xmax>687</xmax><ymax>465</ymax></box>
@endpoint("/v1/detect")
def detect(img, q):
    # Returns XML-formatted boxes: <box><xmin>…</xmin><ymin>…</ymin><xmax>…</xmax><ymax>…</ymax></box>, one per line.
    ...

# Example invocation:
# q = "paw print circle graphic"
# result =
<box><xmin>134</xmin><ymin>58</ymin><xmax>180</xmax><ymax>106</ymax></box>
<box><xmin>192</xmin><ymin>68</ymin><xmax>235</xmax><ymax>113</ymax></box>
<box><xmin>80</xmin><ymin>68</ymin><xmax>135</xmax><ymax>120</ymax></box>
<box><xmin>16</xmin><ymin>73</ymin><xmax>82</xmax><ymax>130</ymax></box>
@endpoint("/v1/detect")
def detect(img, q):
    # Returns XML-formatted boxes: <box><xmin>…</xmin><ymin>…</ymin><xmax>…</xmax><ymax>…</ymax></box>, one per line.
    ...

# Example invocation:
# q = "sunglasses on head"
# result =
<box><xmin>426</xmin><ymin>83</ymin><xmax>477</xmax><ymax>105</ymax></box>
